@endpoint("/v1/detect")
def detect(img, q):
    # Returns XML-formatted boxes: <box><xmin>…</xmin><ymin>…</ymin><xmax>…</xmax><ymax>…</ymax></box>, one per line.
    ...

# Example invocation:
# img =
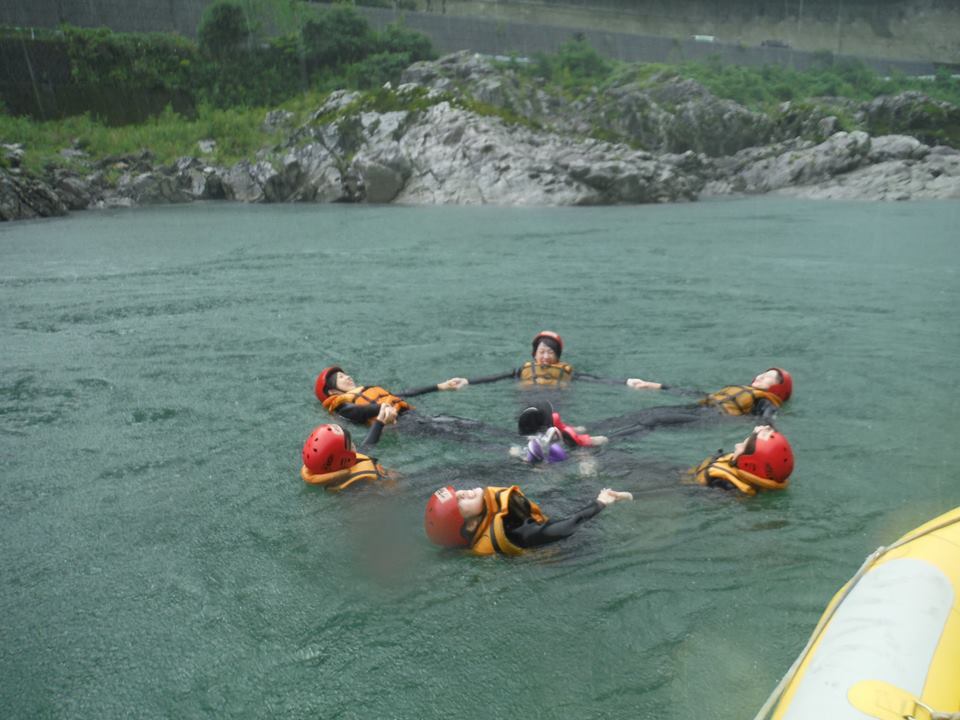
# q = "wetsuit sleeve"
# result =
<box><xmin>573</xmin><ymin>371</ymin><xmax>628</xmax><ymax>385</ymax></box>
<box><xmin>358</xmin><ymin>420</ymin><xmax>385</xmax><ymax>450</ymax></box>
<box><xmin>507</xmin><ymin>501</ymin><xmax>605</xmax><ymax>548</ymax></box>
<box><xmin>397</xmin><ymin>384</ymin><xmax>440</xmax><ymax>397</ymax></box>
<box><xmin>755</xmin><ymin>398</ymin><xmax>778</xmax><ymax>423</ymax></box>
<box><xmin>336</xmin><ymin>402</ymin><xmax>381</xmax><ymax>424</ymax></box>
<box><xmin>463</xmin><ymin>369</ymin><xmax>518</xmax><ymax>385</ymax></box>
<box><xmin>660</xmin><ymin>385</ymin><xmax>703</xmax><ymax>398</ymax></box>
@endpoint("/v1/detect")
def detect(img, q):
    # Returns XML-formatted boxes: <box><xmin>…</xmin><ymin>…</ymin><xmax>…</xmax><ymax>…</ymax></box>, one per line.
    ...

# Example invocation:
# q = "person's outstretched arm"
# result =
<box><xmin>357</xmin><ymin>405</ymin><xmax>398</xmax><ymax>450</ymax></box>
<box><xmin>335</xmin><ymin>402</ymin><xmax>381</xmax><ymax>425</ymax></box>
<box><xmin>626</xmin><ymin>378</ymin><xmax>703</xmax><ymax>397</ymax></box>
<box><xmin>508</xmin><ymin>489</ymin><xmax>632</xmax><ymax>548</ymax></box>
<box><xmin>398</xmin><ymin>377</ymin><xmax>470</xmax><ymax>397</ymax></box>
<box><xmin>460</xmin><ymin>369</ymin><xmax>517</xmax><ymax>387</ymax></box>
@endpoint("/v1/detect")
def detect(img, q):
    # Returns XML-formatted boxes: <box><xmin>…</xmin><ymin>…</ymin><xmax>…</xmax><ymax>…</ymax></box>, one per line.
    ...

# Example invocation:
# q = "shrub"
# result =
<box><xmin>198</xmin><ymin>2</ymin><xmax>251</xmax><ymax>59</ymax></box>
<box><xmin>301</xmin><ymin>5</ymin><xmax>373</xmax><ymax>71</ymax></box>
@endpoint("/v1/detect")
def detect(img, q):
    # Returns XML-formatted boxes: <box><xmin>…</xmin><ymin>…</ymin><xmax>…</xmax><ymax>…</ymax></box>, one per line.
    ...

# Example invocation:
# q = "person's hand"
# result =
<box><xmin>590</xmin><ymin>435</ymin><xmax>609</xmax><ymax>446</ymax></box>
<box><xmin>508</xmin><ymin>445</ymin><xmax>525</xmax><ymax>459</ymax></box>
<box><xmin>597</xmin><ymin>488</ymin><xmax>633</xmax><ymax>506</ymax></box>
<box><xmin>438</xmin><ymin>377</ymin><xmax>469</xmax><ymax>391</ymax></box>
<box><xmin>626</xmin><ymin>378</ymin><xmax>662</xmax><ymax>390</ymax></box>
<box><xmin>377</xmin><ymin>404</ymin><xmax>398</xmax><ymax>425</ymax></box>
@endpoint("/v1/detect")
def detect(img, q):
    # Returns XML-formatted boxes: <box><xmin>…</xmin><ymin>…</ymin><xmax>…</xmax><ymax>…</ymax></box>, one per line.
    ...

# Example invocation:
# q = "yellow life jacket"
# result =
<box><xmin>690</xmin><ymin>453</ymin><xmax>788</xmax><ymax>496</ymax></box>
<box><xmin>321</xmin><ymin>385</ymin><xmax>413</xmax><ymax>424</ymax></box>
<box><xmin>469</xmin><ymin>486</ymin><xmax>548</xmax><ymax>556</ymax></box>
<box><xmin>699</xmin><ymin>385</ymin><xmax>783</xmax><ymax>416</ymax></box>
<box><xmin>518</xmin><ymin>361</ymin><xmax>574</xmax><ymax>386</ymax></box>
<box><xmin>300</xmin><ymin>453</ymin><xmax>391</xmax><ymax>492</ymax></box>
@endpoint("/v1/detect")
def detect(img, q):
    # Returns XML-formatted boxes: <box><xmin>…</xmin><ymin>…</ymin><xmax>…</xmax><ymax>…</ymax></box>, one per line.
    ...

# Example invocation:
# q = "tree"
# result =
<box><xmin>198</xmin><ymin>2</ymin><xmax>251</xmax><ymax>59</ymax></box>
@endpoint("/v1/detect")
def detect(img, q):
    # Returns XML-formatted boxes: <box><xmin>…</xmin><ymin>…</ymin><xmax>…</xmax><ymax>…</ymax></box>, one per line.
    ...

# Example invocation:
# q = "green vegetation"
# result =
<box><xmin>2</xmin><ymin>1</ymin><xmax>436</xmax><ymax>118</ymax></box>
<box><xmin>3</xmin><ymin>24</ymin><xmax>959</xmax><ymax>176</ymax></box>
<box><xmin>509</xmin><ymin>43</ymin><xmax>960</xmax><ymax>110</ymax></box>
<box><xmin>0</xmin><ymin>93</ymin><xmax>331</xmax><ymax>174</ymax></box>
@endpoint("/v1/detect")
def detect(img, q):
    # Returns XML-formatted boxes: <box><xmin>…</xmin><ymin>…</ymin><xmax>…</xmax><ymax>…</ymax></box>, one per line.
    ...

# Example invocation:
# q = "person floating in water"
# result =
<box><xmin>299</xmin><ymin>405</ymin><xmax>398</xmax><ymax>491</ymax></box>
<box><xmin>314</xmin><ymin>364</ymin><xmax>509</xmax><ymax>441</ymax></box>
<box><xmin>628</xmin><ymin>367</ymin><xmax>792</xmax><ymax>419</ymax></box>
<box><xmin>594</xmin><ymin>367</ymin><xmax>793</xmax><ymax>439</ymax></box>
<box><xmin>315</xmin><ymin>365</ymin><xmax>465</xmax><ymax>424</ymax></box>
<box><xmin>424</xmin><ymin>484</ymin><xmax>633</xmax><ymax>556</ymax></box>
<box><xmin>509</xmin><ymin>400</ymin><xmax>608</xmax><ymax>464</ymax></box>
<box><xmin>688</xmin><ymin>424</ymin><xmax>794</xmax><ymax>495</ymax></box>
<box><xmin>444</xmin><ymin>331</ymin><xmax>626</xmax><ymax>390</ymax></box>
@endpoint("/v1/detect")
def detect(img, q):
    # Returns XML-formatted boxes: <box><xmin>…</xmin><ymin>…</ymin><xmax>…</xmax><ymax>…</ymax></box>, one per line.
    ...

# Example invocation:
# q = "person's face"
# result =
<box><xmin>732</xmin><ymin>425</ymin><xmax>775</xmax><ymax>461</ymax></box>
<box><xmin>335</xmin><ymin>372</ymin><xmax>357</xmax><ymax>392</ymax></box>
<box><xmin>455</xmin><ymin>487</ymin><xmax>485</xmax><ymax>519</ymax></box>
<box><xmin>751</xmin><ymin>369</ymin><xmax>780</xmax><ymax>389</ymax></box>
<box><xmin>534</xmin><ymin>342</ymin><xmax>558</xmax><ymax>365</ymax></box>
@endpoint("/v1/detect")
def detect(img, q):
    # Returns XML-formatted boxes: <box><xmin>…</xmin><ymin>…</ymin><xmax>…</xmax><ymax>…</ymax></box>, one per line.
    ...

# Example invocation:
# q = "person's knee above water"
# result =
<box><xmin>689</xmin><ymin>424</ymin><xmax>794</xmax><ymax>495</ymax></box>
<box><xmin>627</xmin><ymin>367</ymin><xmax>793</xmax><ymax>421</ymax></box>
<box><xmin>299</xmin><ymin>405</ymin><xmax>397</xmax><ymax>491</ymax></box>
<box><xmin>423</xmin><ymin>484</ymin><xmax>633</xmax><ymax>556</ymax></box>
<box><xmin>511</xmin><ymin>400</ymin><xmax>608</xmax><ymax>464</ymax></box>
<box><xmin>314</xmin><ymin>365</ymin><xmax>465</xmax><ymax>425</ymax></box>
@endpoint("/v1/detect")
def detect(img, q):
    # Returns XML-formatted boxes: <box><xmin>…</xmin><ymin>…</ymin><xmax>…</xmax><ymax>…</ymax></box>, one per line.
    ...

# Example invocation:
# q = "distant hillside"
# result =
<box><xmin>1</xmin><ymin>0</ymin><xmax>957</xmax><ymax>64</ymax></box>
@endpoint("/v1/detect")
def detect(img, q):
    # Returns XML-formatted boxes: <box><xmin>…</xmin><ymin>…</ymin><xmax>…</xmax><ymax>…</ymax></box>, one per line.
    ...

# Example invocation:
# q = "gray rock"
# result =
<box><xmin>2</xmin><ymin>143</ymin><xmax>24</xmax><ymax>168</ymax></box>
<box><xmin>222</xmin><ymin>161</ymin><xmax>267</xmax><ymax>203</ymax></box>
<box><xmin>736</xmin><ymin>131</ymin><xmax>871</xmax><ymax>193</ymax></box>
<box><xmin>867</xmin><ymin>135</ymin><xmax>930</xmax><ymax>163</ymax></box>
<box><xmin>0</xmin><ymin>169</ymin><xmax>68</xmax><ymax>220</ymax></box>
<box><xmin>119</xmin><ymin>171</ymin><xmax>193</xmax><ymax>204</ymax></box>
<box><xmin>281</xmin><ymin>143</ymin><xmax>346</xmax><ymax>202</ymax></box>
<box><xmin>50</xmin><ymin>170</ymin><xmax>96</xmax><ymax>210</ymax></box>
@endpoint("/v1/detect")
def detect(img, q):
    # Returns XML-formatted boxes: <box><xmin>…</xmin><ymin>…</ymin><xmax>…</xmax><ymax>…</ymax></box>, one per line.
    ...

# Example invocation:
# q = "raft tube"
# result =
<box><xmin>756</xmin><ymin>506</ymin><xmax>960</xmax><ymax>720</ymax></box>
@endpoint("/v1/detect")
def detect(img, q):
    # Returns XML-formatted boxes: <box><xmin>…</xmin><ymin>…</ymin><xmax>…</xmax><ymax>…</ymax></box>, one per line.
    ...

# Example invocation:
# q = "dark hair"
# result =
<box><xmin>534</xmin><ymin>336</ymin><xmax>561</xmax><ymax>358</ymax></box>
<box><xmin>517</xmin><ymin>401</ymin><xmax>554</xmax><ymax>435</ymax></box>
<box><xmin>325</xmin><ymin>370</ymin><xmax>342</xmax><ymax>393</ymax></box>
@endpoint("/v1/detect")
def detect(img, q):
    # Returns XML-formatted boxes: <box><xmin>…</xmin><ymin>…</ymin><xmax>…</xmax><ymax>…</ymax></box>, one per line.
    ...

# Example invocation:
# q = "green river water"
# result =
<box><xmin>2</xmin><ymin>198</ymin><xmax>959</xmax><ymax>719</ymax></box>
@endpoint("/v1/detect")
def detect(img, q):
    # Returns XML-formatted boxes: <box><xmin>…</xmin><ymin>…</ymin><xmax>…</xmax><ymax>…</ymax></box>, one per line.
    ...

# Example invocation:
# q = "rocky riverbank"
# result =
<box><xmin>2</xmin><ymin>51</ymin><xmax>958</xmax><ymax>221</ymax></box>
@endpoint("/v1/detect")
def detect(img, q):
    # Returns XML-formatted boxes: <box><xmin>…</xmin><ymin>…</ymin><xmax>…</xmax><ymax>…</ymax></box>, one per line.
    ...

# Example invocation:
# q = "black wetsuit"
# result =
<box><xmin>466</xmin><ymin>369</ymin><xmax>623</xmax><ymax>386</ymax></box>
<box><xmin>593</xmin><ymin>385</ymin><xmax>778</xmax><ymax>440</ymax></box>
<box><xmin>331</xmin><ymin>383</ymin><xmax>440</xmax><ymax>425</ymax></box>
<box><xmin>332</xmin><ymin>384</ymin><xmax>513</xmax><ymax>443</ymax></box>
<box><xmin>501</xmin><ymin>492</ymin><xmax>606</xmax><ymax>548</ymax></box>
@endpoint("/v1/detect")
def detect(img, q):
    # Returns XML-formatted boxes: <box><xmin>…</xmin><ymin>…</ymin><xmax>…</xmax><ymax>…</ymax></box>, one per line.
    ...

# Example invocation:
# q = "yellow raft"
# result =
<box><xmin>755</xmin><ymin>506</ymin><xmax>960</xmax><ymax>720</ymax></box>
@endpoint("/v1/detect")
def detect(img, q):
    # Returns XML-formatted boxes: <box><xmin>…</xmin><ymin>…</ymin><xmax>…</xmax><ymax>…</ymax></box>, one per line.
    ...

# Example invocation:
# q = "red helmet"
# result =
<box><xmin>531</xmin><ymin>331</ymin><xmax>563</xmax><ymax>358</ymax></box>
<box><xmin>314</xmin><ymin>365</ymin><xmax>343</xmax><ymax>402</ymax></box>
<box><xmin>302</xmin><ymin>424</ymin><xmax>356</xmax><ymax>474</ymax></box>
<box><xmin>735</xmin><ymin>429</ymin><xmax>794</xmax><ymax>482</ymax></box>
<box><xmin>424</xmin><ymin>486</ymin><xmax>470</xmax><ymax>548</ymax></box>
<box><xmin>766</xmin><ymin>367</ymin><xmax>793</xmax><ymax>403</ymax></box>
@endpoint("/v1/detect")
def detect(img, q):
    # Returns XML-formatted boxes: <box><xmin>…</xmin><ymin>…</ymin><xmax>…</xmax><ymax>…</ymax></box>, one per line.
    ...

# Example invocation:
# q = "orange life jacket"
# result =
<box><xmin>690</xmin><ymin>453</ymin><xmax>787</xmax><ymax>496</ymax></box>
<box><xmin>518</xmin><ymin>361</ymin><xmax>574</xmax><ymax>386</ymax></box>
<box><xmin>300</xmin><ymin>453</ymin><xmax>391</xmax><ymax>491</ymax></box>
<box><xmin>321</xmin><ymin>385</ymin><xmax>413</xmax><ymax>424</ymax></box>
<box><xmin>699</xmin><ymin>385</ymin><xmax>783</xmax><ymax>416</ymax></box>
<box><xmin>468</xmin><ymin>486</ymin><xmax>548</xmax><ymax>556</ymax></box>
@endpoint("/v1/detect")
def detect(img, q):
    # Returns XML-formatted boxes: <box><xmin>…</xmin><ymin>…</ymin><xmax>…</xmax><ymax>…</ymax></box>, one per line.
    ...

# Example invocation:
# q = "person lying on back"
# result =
<box><xmin>424</xmin><ymin>484</ymin><xmax>633</xmax><ymax>556</ymax></box>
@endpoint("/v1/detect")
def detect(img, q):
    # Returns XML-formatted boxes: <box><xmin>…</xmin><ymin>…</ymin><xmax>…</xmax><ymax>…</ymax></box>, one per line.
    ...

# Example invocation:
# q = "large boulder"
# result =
<box><xmin>0</xmin><ymin>169</ymin><xmax>68</xmax><ymax>220</ymax></box>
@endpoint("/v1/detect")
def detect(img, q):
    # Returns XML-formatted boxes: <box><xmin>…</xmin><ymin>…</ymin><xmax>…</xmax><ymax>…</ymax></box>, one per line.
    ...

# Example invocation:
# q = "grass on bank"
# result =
<box><xmin>1</xmin><ymin>95</ymin><xmax>323</xmax><ymax>174</ymax></box>
<box><xmin>512</xmin><ymin>40</ymin><xmax>960</xmax><ymax>109</ymax></box>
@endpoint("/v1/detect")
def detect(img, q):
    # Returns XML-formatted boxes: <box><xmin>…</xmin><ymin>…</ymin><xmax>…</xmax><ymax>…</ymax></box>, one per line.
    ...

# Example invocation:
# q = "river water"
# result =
<box><xmin>2</xmin><ymin>199</ymin><xmax>958</xmax><ymax>719</ymax></box>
